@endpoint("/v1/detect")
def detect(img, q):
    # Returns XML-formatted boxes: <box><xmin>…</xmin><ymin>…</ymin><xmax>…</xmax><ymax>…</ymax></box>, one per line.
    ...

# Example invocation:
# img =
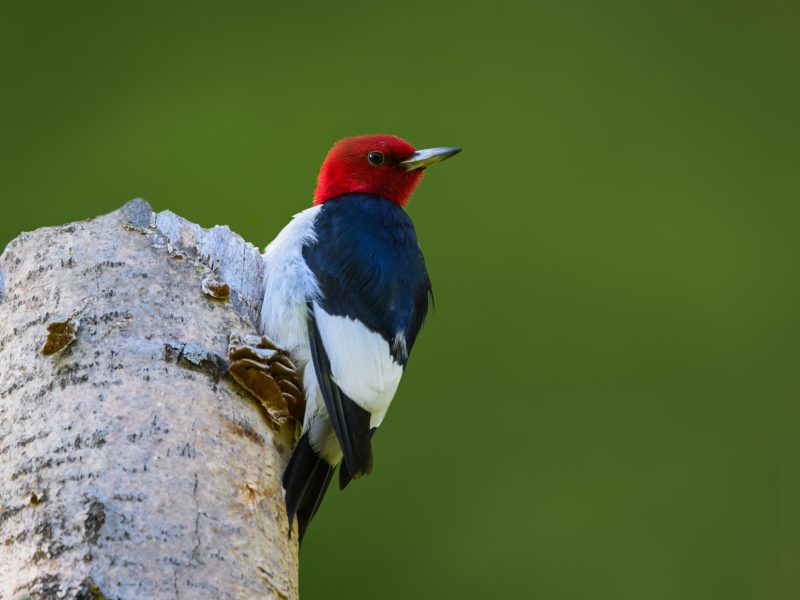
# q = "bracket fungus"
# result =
<box><xmin>227</xmin><ymin>334</ymin><xmax>305</xmax><ymax>430</ymax></box>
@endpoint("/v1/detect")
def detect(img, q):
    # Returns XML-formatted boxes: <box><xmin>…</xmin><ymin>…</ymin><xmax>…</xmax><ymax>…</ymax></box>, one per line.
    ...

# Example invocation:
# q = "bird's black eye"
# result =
<box><xmin>367</xmin><ymin>151</ymin><xmax>385</xmax><ymax>166</ymax></box>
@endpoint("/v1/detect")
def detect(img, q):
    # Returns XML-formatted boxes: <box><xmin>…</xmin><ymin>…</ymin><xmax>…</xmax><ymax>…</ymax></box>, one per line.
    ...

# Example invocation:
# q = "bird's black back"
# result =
<box><xmin>303</xmin><ymin>193</ymin><xmax>432</xmax><ymax>365</ymax></box>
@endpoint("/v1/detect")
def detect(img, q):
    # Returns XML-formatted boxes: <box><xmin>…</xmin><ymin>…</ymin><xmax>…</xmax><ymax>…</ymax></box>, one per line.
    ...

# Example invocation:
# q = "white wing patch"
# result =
<box><xmin>312</xmin><ymin>303</ymin><xmax>403</xmax><ymax>423</ymax></box>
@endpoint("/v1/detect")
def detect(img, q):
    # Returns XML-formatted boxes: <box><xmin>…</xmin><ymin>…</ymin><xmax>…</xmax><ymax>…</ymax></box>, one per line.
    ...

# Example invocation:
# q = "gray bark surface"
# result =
<box><xmin>0</xmin><ymin>200</ymin><xmax>299</xmax><ymax>599</ymax></box>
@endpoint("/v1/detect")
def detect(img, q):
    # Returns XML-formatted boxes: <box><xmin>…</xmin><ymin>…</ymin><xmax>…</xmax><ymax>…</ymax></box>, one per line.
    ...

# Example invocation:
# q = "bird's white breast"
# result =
<box><xmin>259</xmin><ymin>205</ymin><xmax>321</xmax><ymax>370</ymax></box>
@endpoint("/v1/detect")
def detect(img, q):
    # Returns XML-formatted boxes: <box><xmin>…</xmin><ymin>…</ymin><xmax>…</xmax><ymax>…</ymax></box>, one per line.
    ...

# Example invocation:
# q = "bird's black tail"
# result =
<box><xmin>338</xmin><ymin>427</ymin><xmax>378</xmax><ymax>490</ymax></box>
<box><xmin>282</xmin><ymin>433</ymin><xmax>334</xmax><ymax>544</ymax></box>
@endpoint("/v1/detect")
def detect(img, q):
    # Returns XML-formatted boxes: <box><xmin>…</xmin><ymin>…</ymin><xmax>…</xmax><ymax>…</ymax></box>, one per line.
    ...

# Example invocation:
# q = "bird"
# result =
<box><xmin>259</xmin><ymin>134</ymin><xmax>460</xmax><ymax>542</ymax></box>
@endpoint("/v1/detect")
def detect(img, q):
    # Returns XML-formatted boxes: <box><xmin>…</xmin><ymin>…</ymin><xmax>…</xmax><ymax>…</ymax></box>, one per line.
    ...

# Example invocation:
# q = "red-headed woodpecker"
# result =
<box><xmin>260</xmin><ymin>135</ymin><xmax>460</xmax><ymax>542</ymax></box>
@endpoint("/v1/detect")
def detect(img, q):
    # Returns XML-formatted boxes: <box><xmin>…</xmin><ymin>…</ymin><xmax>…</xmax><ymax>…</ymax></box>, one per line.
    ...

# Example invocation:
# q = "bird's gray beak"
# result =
<box><xmin>400</xmin><ymin>147</ymin><xmax>462</xmax><ymax>171</ymax></box>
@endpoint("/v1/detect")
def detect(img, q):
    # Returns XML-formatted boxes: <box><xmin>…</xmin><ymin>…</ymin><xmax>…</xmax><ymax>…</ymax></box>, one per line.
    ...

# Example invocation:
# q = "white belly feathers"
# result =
<box><xmin>259</xmin><ymin>206</ymin><xmax>321</xmax><ymax>367</ymax></box>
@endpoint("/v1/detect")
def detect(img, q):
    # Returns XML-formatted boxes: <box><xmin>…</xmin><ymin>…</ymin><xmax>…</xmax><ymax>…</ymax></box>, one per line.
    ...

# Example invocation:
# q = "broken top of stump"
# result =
<box><xmin>138</xmin><ymin>199</ymin><xmax>267</xmax><ymax>326</ymax></box>
<box><xmin>1</xmin><ymin>199</ymin><xmax>268</xmax><ymax>327</ymax></box>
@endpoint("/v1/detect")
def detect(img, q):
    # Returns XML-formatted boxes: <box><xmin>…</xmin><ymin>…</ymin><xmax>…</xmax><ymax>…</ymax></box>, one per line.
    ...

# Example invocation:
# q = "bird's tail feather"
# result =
<box><xmin>283</xmin><ymin>433</ymin><xmax>334</xmax><ymax>544</ymax></box>
<box><xmin>339</xmin><ymin>427</ymin><xmax>378</xmax><ymax>490</ymax></box>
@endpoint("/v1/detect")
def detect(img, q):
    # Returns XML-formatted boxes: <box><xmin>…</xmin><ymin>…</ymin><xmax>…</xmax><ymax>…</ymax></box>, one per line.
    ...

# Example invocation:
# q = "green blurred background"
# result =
<box><xmin>1</xmin><ymin>1</ymin><xmax>795</xmax><ymax>598</ymax></box>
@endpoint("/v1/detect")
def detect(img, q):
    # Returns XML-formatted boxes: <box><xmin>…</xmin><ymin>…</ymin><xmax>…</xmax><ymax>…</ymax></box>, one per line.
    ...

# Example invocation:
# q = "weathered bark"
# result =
<box><xmin>0</xmin><ymin>200</ymin><xmax>299</xmax><ymax>599</ymax></box>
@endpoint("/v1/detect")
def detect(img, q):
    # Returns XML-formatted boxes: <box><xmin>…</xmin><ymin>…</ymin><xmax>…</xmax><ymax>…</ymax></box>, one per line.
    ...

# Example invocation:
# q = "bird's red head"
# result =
<box><xmin>313</xmin><ymin>135</ymin><xmax>461</xmax><ymax>208</ymax></box>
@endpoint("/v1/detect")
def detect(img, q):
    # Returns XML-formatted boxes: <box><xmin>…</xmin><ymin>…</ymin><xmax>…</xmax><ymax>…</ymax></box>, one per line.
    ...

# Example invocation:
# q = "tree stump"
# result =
<box><xmin>0</xmin><ymin>200</ymin><xmax>299</xmax><ymax>599</ymax></box>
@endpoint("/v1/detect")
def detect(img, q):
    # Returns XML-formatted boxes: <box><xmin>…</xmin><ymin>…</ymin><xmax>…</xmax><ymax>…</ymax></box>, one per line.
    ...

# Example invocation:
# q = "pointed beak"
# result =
<box><xmin>400</xmin><ymin>146</ymin><xmax>462</xmax><ymax>171</ymax></box>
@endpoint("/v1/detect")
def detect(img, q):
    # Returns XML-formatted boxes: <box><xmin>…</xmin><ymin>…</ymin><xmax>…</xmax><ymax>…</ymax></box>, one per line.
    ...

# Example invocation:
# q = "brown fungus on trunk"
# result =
<box><xmin>201</xmin><ymin>274</ymin><xmax>231</xmax><ymax>300</ymax></box>
<box><xmin>227</xmin><ymin>334</ymin><xmax>306</xmax><ymax>430</ymax></box>
<box><xmin>41</xmin><ymin>320</ymin><xmax>79</xmax><ymax>356</ymax></box>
